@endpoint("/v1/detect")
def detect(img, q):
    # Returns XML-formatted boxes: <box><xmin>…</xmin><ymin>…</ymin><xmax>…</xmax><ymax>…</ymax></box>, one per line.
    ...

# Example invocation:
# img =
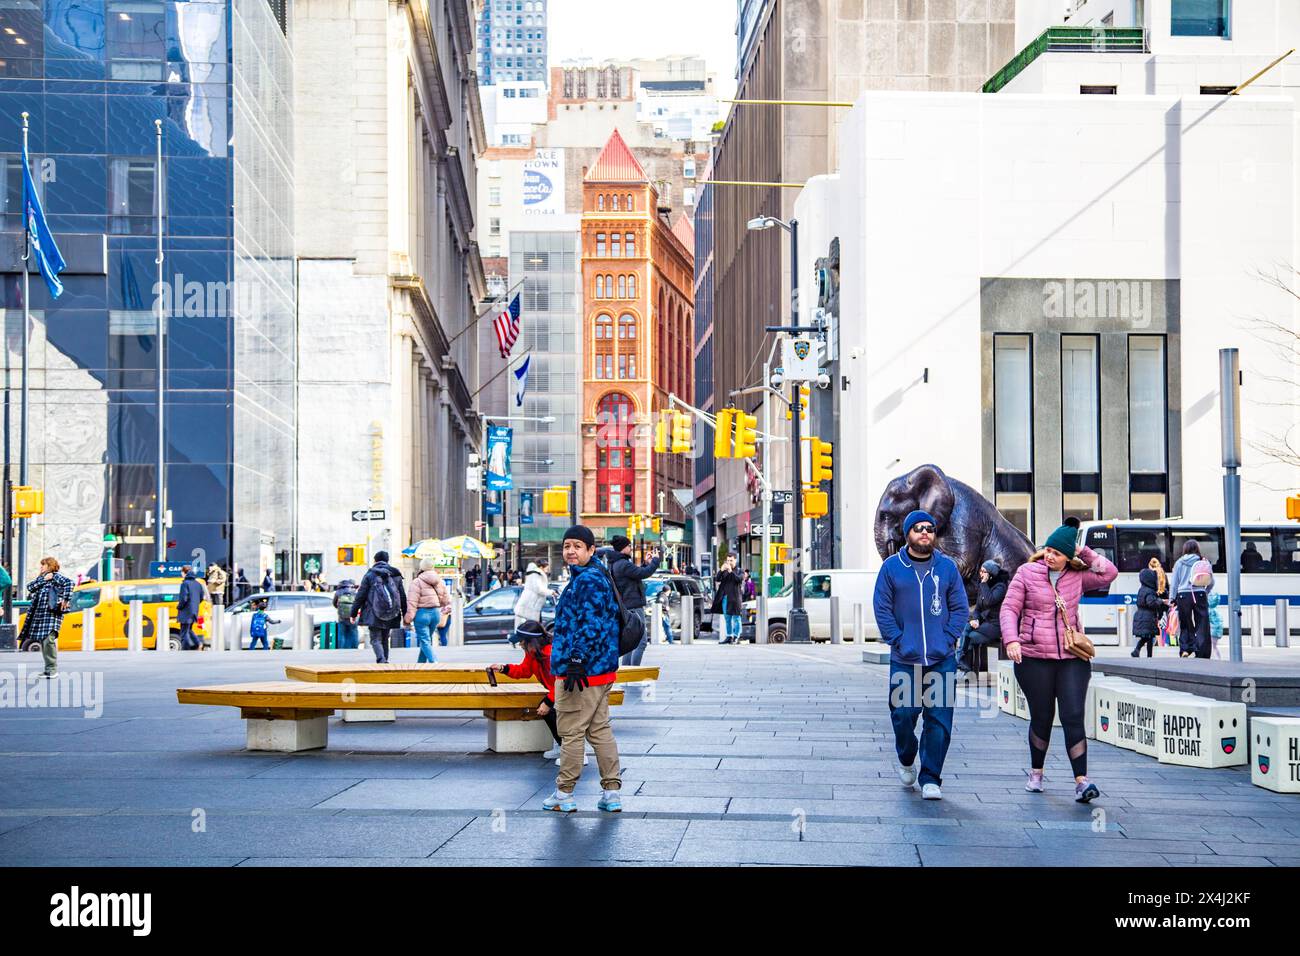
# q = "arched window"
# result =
<box><xmin>618</xmin><ymin>313</ymin><xmax>636</xmax><ymax>339</ymax></box>
<box><xmin>595</xmin><ymin>314</ymin><xmax>613</xmax><ymax>339</ymax></box>
<box><xmin>594</xmin><ymin>275</ymin><xmax>604</xmax><ymax>298</ymax></box>
<box><xmin>625</xmin><ymin>232</ymin><xmax>636</xmax><ymax>257</ymax></box>
<box><xmin>616</xmin><ymin>275</ymin><xmax>626</xmax><ymax>298</ymax></box>
<box><xmin>596</xmin><ymin>393</ymin><xmax>635</xmax><ymax>513</ymax></box>
<box><xmin>597</xmin><ymin>194</ymin><xmax>604</xmax><ymax>211</ymax></box>
<box><xmin>626</xmin><ymin>193</ymin><xmax>633</xmax><ymax>210</ymax></box>
<box><xmin>612</xmin><ymin>194</ymin><xmax>621</xmax><ymax>211</ymax></box>
<box><xmin>627</xmin><ymin>274</ymin><xmax>637</xmax><ymax>298</ymax></box>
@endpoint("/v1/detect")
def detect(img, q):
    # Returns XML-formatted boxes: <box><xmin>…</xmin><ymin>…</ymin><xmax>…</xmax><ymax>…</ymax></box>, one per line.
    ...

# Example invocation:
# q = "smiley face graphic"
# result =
<box><xmin>1258</xmin><ymin>755</ymin><xmax>1270</xmax><ymax>774</ymax></box>
<box><xmin>1003</xmin><ymin>690</ymin><xmax>1009</xmax><ymax>703</ymax></box>
<box><xmin>1100</xmin><ymin>716</ymin><xmax>1110</xmax><ymax>732</ymax></box>
<box><xmin>1219</xmin><ymin>718</ymin><xmax>1238</xmax><ymax>754</ymax></box>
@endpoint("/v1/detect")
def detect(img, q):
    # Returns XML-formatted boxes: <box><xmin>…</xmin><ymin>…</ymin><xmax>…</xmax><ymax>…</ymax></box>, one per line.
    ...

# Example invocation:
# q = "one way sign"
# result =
<box><xmin>351</xmin><ymin>509</ymin><xmax>386</xmax><ymax>521</ymax></box>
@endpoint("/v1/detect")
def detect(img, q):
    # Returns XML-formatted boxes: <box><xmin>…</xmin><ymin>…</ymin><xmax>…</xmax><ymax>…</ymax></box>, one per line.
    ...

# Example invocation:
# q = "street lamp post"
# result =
<box><xmin>480</xmin><ymin>415</ymin><xmax>555</xmax><ymax>585</ymax></box>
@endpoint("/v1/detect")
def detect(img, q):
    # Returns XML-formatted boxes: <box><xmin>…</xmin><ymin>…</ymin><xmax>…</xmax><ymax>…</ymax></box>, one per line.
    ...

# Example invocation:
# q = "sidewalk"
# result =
<box><xmin>0</xmin><ymin>644</ymin><xmax>1295</xmax><ymax>866</ymax></box>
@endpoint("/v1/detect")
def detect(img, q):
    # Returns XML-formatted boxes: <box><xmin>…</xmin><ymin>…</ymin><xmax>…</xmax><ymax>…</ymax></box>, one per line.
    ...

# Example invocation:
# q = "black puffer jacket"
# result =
<box><xmin>969</xmin><ymin>567</ymin><xmax>1009</xmax><ymax>645</ymax></box>
<box><xmin>352</xmin><ymin>562</ymin><xmax>407</xmax><ymax>628</ymax></box>
<box><xmin>1132</xmin><ymin>567</ymin><xmax>1166</xmax><ymax>637</ymax></box>
<box><xmin>596</xmin><ymin>548</ymin><xmax>660</xmax><ymax>609</ymax></box>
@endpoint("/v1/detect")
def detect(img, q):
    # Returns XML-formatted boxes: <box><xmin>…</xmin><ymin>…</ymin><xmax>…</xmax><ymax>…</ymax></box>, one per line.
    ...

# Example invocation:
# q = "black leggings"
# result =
<box><xmin>1014</xmin><ymin>657</ymin><xmax>1091</xmax><ymax>778</ymax></box>
<box><xmin>1132</xmin><ymin>631</ymin><xmax>1156</xmax><ymax>656</ymax></box>
<box><xmin>541</xmin><ymin>696</ymin><xmax>560</xmax><ymax>743</ymax></box>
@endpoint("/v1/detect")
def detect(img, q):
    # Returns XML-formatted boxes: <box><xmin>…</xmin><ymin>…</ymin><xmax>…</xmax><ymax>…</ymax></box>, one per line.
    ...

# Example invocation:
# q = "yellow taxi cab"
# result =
<box><xmin>19</xmin><ymin>578</ymin><xmax>214</xmax><ymax>651</ymax></box>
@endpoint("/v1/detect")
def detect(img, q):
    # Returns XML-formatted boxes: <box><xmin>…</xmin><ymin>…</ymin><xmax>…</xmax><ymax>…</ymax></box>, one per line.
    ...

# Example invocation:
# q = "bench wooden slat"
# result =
<box><xmin>284</xmin><ymin>663</ymin><xmax>659</xmax><ymax>684</ymax></box>
<box><xmin>177</xmin><ymin>681</ymin><xmax>623</xmax><ymax>713</ymax></box>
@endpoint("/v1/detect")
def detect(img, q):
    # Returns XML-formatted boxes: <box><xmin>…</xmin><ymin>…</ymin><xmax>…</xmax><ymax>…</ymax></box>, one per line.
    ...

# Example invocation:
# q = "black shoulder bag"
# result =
<box><xmin>598</xmin><ymin>562</ymin><xmax>644</xmax><ymax>657</ymax></box>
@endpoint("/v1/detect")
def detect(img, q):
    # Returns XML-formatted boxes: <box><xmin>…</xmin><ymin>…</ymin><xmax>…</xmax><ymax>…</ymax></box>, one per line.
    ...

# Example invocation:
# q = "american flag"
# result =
<box><xmin>493</xmin><ymin>293</ymin><xmax>522</xmax><ymax>360</ymax></box>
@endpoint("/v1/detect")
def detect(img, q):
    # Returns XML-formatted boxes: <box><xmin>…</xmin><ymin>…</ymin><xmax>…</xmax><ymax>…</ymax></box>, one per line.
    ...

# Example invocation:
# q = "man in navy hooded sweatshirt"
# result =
<box><xmin>872</xmin><ymin>509</ymin><xmax>969</xmax><ymax>799</ymax></box>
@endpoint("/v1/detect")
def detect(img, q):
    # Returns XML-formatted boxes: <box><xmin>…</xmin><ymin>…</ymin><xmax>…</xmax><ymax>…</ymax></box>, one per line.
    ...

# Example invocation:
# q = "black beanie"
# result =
<box><xmin>562</xmin><ymin>525</ymin><xmax>595</xmax><ymax>548</ymax></box>
<box><xmin>374</xmin><ymin>550</ymin><xmax>389</xmax><ymax>563</ymax></box>
<box><xmin>611</xmin><ymin>535</ymin><xmax>631</xmax><ymax>552</ymax></box>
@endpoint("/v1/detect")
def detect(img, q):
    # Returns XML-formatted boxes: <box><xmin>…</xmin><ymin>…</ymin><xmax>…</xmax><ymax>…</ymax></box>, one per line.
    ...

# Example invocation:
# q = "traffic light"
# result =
<box><xmin>542</xmin><ymin>486</ymin><xmax>570</xmax><ymax>515</ymax></box>
<box><xmin>786</xmin><ymin>385</ymin><xmax>810</xmax><ymax>421</ymax></box>
<box><xmin>803</xmin><ymin>489</ymin><xmax>829</xmax><ymax>519</ymax></box>
<box><xmin>770</xmin><ymin>543</ymin><xmax>790</xmax><ymax>565</ymax></box>
<box><xmin>654</xmin><ymin>410</ymin><xmax>669</xmax><ymax>454</ymax></box>
<box><xmin>651</xmin><ymin>516</ymin><xmax>663</xmax><ymax>535</ymax></box>
<box><xmin>337</xmin><ymin>546</ymin><xmax>366</xmax><ymax>566</ymax></box>
<box><xmin>671</xmin><ymin>411</ymin><xmax>693</xmax><ymax>454</ymax></box>
<box><xmin>809</xmin><ymin>438</ymin><xmax>834</xmax><ymax>485</ymax></box>
<box><xmin>1288</xmin><ymin>495</ymin><xmax>1300</xmax><ymax>521</ymax></box>
<box><xmin>733</xmin><ymin>411</ymin><xmax>758</xmax><ymax>459</ymax></box>
<box><xmin>12</xmin><ymin>486</ymin><xmax>43</xmax><ymax>518</ymax></box>
<box><xmin>714</xmin><ymin>408</ymin><xmax>735</xmax><ymax>459</ymax></box>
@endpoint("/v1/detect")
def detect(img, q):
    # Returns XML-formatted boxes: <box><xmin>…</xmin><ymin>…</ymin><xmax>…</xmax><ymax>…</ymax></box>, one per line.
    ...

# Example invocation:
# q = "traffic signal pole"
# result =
<box><xmin>786</xmin><ymin>219</ymin><xmax>810</xmax><ymax>644</ymax></box>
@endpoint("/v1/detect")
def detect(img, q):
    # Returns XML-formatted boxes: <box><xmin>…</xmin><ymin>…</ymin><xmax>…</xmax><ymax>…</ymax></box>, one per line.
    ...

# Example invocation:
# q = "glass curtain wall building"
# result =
<box><xmin>0</xmin><ymin>0</ymin><xmax>293</xmax><ymax>584</ymax></box>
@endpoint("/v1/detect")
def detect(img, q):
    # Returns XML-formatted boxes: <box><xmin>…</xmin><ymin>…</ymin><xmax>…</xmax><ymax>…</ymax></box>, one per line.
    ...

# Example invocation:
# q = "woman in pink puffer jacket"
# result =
<box><xmin>1000</xmin><ymin>523</ymin><xmax>1117</xmax><ymax>804</ymax></box>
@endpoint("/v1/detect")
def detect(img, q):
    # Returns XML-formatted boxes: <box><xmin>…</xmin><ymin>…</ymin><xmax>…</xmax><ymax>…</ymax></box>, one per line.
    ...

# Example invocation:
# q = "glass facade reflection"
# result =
<box><xmin>0</xmin><ymin>0</ymin><xmax>293</xmax><ymax>584</ymax></box>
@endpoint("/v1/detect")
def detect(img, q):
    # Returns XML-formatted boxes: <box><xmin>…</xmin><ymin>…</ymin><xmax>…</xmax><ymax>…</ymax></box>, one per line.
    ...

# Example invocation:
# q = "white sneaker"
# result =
<box><xmin>897</xmin><ymin>762</ymin><xmax>918</xmax><ymax>788</ymax></box>
<box><xmin>921</xmin><ymin>783</ymin><xmax>943</xmax><ymax>800</ymax></box>
<box><xmin>542</xmin><ymin>745</ymin><xmax>562</xmax><ymax>760</ymax></box>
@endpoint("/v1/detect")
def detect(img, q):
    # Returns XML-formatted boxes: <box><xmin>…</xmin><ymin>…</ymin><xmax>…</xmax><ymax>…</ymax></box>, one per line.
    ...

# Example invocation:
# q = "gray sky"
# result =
<box><xmin>547</xmin><ymin>0</ymin><xmax>739</xmax><ymax>101</ymax></box>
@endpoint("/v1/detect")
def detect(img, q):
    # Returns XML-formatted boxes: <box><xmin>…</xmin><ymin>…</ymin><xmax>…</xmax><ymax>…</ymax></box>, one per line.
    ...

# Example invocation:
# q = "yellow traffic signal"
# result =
<box><xmin>652</xmin><ymin>517</ymin><xmax>663</xmax><ymax>534</ymax></box>
<box><xmin>1288</xmin><ymin>495</ymin><xmax>1300</xmax><ymax>521</ymax></box>
<box><xmin>714</xmin><ymin>408</ymin><xmax>735</xmax><ymax>459</ymax></box>
<box><xmin>803</xmin><ymin>489</ymin><xmax>828</xmax><ymax>519</ymax></box>
<box><xmin>542</xmin><ymin>486</ymin><xmax>570</xmax><ymax>515</ymax></box>
<box><xmin>12</xmin><ymin>486</ymin><xmax>43</xmax><ymax>518</ymax></box>
<box><xmin>809</xmin><ymin>438</ymin><xmax>834</xmax><ymax>485</ymax></box>
<box><xmin>654</xmin><ymin>411</ymin><xmax>669</xmax><ymax>454</ymax></box>
<box><xmin>734</xmin><ymin>411</ymin><xmax>758</xmax><ymax>459</ymax></box>
<box><xmin>786</xmin><ymin>385</ymin><xmax>810</xmax><ymax>421</ymax></box>
<box><xmin>671</xmin><ymin>411</ymin><xmax>692</xmax><ymax>454</ymax></box>
<box><xmin>770</xmin><ymin>543</ymin><xmax>790</xmax><ymax>565</ymax></box>
<box><xmin>337</xmin><ymin>546</ymin><xmax>366</xmax><ymax>566</ymax></box>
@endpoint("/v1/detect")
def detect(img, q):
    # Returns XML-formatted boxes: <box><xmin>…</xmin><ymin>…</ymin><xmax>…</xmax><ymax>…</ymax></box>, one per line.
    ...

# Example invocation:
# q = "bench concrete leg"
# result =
<box><xmin>341</xmin><ymin>710</ymin><xmax>397</xmax><ymax>723</ymax></box>
<box><xmin>487</xmin><ymin>717</ymin><xmax>554</xmax><ymax>753</ymax></box>
<box><xmin>246</xmin><ymin>715</ymin><xmax>328</xmax><ymax>752</ymax></box>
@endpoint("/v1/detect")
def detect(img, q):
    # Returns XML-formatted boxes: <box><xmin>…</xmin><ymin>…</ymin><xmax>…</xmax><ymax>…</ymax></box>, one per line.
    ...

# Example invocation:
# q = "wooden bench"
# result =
<box><xmin>176</xmin><ymin>681</ymin><xmax>625</xmax><ymax>753</ymax></box>
<box><xmin>282</xmin><ymin>663</ymin><xmax>659</xmax><ymax>725</ymax></box>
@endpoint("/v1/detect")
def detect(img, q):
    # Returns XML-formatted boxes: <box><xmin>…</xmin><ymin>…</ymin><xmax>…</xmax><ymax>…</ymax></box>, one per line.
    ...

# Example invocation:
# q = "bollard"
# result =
<box><xmin>210</xmin><ymin>606</ymin><xmax>225</xmax><ymax>653</ymax></box>
<box><xmin>681</xmin><ymin>595</ymin><xmax>694</xmax><ymax>645</ymax></box>
<box><xmin>1276</xmin><ymin>599</ymin><xmax>1291</xmax><ymax>649</ymax></box>
<box><xmin>649</xmin><ymin>601</ymin><xmax>663</xmax><ymax>645</ymax></box>
<box><xmin>830</xmin><ymin>595</ymin><xmax>842</xmax><ymax>644</ymax></box>
<box><xmin>127</xmin><ymin>600</ymin><xmax>144</xmax><ymax>652</ymax></box>
<box><xmin>853</xmin><ymin>602</ymin><xmax>864</xmax><ymax>644</ymax></box>
<box><xmin>293</xmin><ymin>604</ymin><xmax>310</xmax><ymax>651</ymax></box>
<box><xmin>451</xmin><ymin>595</ymin><xmax>465</xmax><ymax>647</ymax></box>
<box><xmin>155</xmin><ymin>606</ymin><xmax>170</xmax><ymax>652</ymax></box>
<box><xmin>81</xmin><ymin>609</ymin><xmax>95</xmax><ymax>653</ymax></box>
<box><xmin>1116</xmin><ymin>605</ymin><xmax>1129</xmax><ymax>650</ymax></box>
<box><xmin>1249</xmin><ymin>604</ymin><xmax>1263</xmax><ymax>648</ymax></box>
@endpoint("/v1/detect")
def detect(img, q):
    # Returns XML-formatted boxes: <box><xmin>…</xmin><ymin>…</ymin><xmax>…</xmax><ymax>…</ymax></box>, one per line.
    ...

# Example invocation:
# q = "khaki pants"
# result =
<box><xmin>554</xmin><ymin>680</ymin><xmax>621</xmax><ymax>794</ymax></box>
<box><xmin>41</xmin><ymin>636</ymin><xmax>57</xmax><ymax>675</ymax></box>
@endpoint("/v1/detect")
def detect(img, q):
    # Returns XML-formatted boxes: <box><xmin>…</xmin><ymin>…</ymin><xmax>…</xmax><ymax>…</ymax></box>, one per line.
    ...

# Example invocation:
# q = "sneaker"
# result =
<box><xmin>921</xmin><ymin>783</ymin><xmax>943</xmax><ymax>800</ymax></box>
<box><xmin>542</xmin><ymin>745</ymin><xmax>562</xmax><ymax>760</ymax></box>
<box><xmin>1025</xmin><ymin>769</ymin><xmax>1044</xmax><ymax>793</ymax></box>
<box><xmin>897</xmin><ymin>762</ymin><xmax>918</xmax><ymax>788</ymax></box>
<box><xmin>43</xmin><ymin>672</ymin><xmax>57</xmax><ymax>680</ymax></box>
<box><xmin>1075</xmin><ymin>779</ymin><xmax>1100</xmax><ymax>804</ymax></box>
<box><xmin>596</xmin><ymin>789</ymin><xmax>622</xmax><ymax>812</ymax></box>
<box><xmin>542</xmin><ymin>790</ymin><xmax>577</xmax><ymax>813</ymax></box>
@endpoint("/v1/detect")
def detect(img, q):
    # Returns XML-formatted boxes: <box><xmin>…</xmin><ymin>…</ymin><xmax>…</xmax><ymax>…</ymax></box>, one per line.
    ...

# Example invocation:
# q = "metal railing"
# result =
<box><xmin>983</xmin><ymin>28</ymin><xmax>1149</xmax><ymax>94</ymax></box>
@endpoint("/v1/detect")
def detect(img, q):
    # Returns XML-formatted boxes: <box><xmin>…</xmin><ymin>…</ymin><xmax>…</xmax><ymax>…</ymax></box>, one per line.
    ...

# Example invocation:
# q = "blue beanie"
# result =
<box><xmin>903</xmin><ymin>510</ymin><xmax>937</xmax><ymax>536</ymax></box>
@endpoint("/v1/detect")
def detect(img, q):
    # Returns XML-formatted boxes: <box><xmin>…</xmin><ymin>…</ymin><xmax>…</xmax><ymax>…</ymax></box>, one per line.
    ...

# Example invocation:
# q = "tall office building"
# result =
<box><xmin>477</xmin><ymin>0</ymin><xmax>549</xmax><ymax>86</ymax></box>
<box><xmin>0</xmin><ymin>0</ymin><xmax>295</xmax><ymax>583</ymax></box>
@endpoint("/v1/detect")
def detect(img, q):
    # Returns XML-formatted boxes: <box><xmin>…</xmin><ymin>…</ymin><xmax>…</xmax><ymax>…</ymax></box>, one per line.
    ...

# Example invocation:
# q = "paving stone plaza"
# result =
<box><xmin>1</xmin><ymin>643</ymin><xmax>1296</xmax><ymax>867</ymax></box>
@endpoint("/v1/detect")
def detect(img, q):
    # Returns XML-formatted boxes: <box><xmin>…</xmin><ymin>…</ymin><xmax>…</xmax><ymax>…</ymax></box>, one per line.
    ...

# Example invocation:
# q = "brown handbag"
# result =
<box><xmin>1049</xmin><ymin>580</ymin><xmax>1095</xmax><ymax>661</ymax></box>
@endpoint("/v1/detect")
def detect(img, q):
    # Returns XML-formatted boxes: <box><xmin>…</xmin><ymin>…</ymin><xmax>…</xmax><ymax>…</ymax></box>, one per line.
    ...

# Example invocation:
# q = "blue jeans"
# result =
<box><xmin>720</xmin><ymin>597</ymin><xmax>741</xmax><ymax>642</ymax></box>
<box><xmin>662</xmin><ymin>614</ymin><xmax>674</xmax><ymax>644</ymax></box>
<box><xmin>249</xmin><ymin>632</ymin><xmax>270</xmax><ymax>650</ymax></box>
<box><xmin>337</xmin><ymin>621</ymin><xmax>359</xmax><ymax>649</ymax></box>
<box><xmin>888</xmin><ymin>655</ymin><xmax>957</xmax><ymax>788</ymax></box>
<box><xmin>413</xmin><ymin>607</ymin><xmax>440</xmax><ymax>663</ymax></box>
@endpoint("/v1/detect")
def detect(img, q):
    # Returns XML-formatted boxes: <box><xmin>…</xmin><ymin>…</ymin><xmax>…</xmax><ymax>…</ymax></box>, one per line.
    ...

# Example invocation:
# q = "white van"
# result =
<box><xmin>742</xmin><ymin>569</ymin><xmax>879</xmax><ymax>643</ymax></box>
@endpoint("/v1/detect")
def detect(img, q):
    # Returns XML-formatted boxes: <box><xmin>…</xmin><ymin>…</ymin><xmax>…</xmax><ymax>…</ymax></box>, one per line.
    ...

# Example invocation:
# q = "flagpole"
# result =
<box><xmin>154</xmin><ymin>119</ymin><xmax>166</xmax><ymax>564</ymax></box>
<box><xmin>16</xmin><ymin>112</ymin><xmax>30</xmax><ymax>593</ymax></box>
<box><xmin>446</xmin><ymin>278</ymin><xmax>527</xmax><ymax>351</ymax></box>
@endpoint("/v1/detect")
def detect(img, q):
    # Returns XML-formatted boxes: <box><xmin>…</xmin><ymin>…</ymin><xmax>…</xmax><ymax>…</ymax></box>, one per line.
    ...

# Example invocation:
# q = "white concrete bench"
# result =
<box><xmin>1250</xmin><ymin>716</ymin><xmax>1300</xmax><ymax>792</ymax></box>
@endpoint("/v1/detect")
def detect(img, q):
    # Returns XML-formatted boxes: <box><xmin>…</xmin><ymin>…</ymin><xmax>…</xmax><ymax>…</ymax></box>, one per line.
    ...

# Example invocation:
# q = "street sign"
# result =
<box><xmin>351</xmin><ymin>509</ymin><xmax>386</xmax><ymax>521</ymax></box>
<box><xmin>149</xmin><ymin>561</ymin><xmax>188</xmax><ymax>577</ymax></box>
<box><xmin>752</xmin><ymin>524</ymin><xmax>784</xmax><ymax>537</ymax></box>
<box><xmin>771</xmin><ymin>490</ymin><xmax>794</xmax><ymax>505</ymax></box>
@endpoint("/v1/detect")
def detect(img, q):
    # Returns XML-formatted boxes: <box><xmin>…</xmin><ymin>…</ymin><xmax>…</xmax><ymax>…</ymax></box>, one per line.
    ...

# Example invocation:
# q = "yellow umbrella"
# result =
<box><xmin>437</xmin><ymin>535</ymin><xmax>497</xmax><ymax>560</ymax></box>
<box><xmin>402</xmin><ymin>539</ymin><xmax>451</xmax><ymax>564</ymax></box>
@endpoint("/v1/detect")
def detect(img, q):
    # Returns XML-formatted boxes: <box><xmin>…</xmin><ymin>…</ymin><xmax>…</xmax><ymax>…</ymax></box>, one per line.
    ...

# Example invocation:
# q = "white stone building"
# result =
<box><xmin>791</xmin><ymin>0</ymin><xmax>1300</xmax><ymax>573</ymax></box>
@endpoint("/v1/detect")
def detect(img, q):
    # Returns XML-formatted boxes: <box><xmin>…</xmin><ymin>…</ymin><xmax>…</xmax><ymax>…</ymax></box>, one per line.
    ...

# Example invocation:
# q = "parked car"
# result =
<box><xmin>646</xmin><ymin>574</ymin><xmax>713</xmax><ymax>635</ymax></box>
<box><xmin>461</xmin><ymin>585</ymin><xmax>558</xmax><ymax>643</ymax></box>
<box><xmin>220</xmin><ymin>591</ymin><xmax>336</xmax><ymax>649</ymax></box>
<box><xmin>742</xmin><ymin>569</ymin><xmax>878</xmax><ymax>643</ymax></box>
<box><xmin>18</xmin><ymin>578</ymin><xmax>212</xmax><ymax>652</ymax></box>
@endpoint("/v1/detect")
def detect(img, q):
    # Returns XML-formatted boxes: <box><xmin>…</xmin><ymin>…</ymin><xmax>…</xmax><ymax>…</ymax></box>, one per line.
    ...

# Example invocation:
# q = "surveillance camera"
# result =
<box><xmin>816</xmin><ymin>373</ymin><xmax>831</xmax><ymax>389</ymax></box>
<box><xmin>769</xmin><ymin>371</ymin><xmax>784</xmax><ymax>389</ymax></box>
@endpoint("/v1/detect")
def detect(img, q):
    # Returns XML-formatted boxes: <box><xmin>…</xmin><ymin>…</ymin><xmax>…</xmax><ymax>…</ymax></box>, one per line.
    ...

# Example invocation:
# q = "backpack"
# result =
<box><xmin>335</xmin><ymin>589</ymin><xmax>356</xmax><ymax>621</ymax></box>
<box><xmin>367</xmin><ymin>570</ymin><xmax>401</xmax><ymax>621</ymax></box>
<box><xmin>597</xmin><ymin>562</ymin><xmax>644</xmax><ymax>657</ymax></box>
<box><xmin>249</xmin><ymin>611</ymin><xmax>268</xmax><ymax>639</ymax></box>
<box><xmin>1191</xmin><ymin>559</ymin><xmax>1213</xmax><ymax>589</ymax></box>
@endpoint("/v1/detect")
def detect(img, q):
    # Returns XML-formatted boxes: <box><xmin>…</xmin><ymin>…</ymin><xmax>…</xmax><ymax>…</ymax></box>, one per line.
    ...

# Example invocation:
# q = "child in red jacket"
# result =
<box><xmin>490</xmin><ymin>620</ymin><xmax>564</xmax><ymax>760</ymax></box>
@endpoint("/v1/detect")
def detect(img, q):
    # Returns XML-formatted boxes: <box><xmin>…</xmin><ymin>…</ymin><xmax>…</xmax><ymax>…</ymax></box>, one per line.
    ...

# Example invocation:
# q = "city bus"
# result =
<box><xmin>1076</xmin><ymin>520</ymin><xmax>1300</xmax><ymax>644</ymax></box>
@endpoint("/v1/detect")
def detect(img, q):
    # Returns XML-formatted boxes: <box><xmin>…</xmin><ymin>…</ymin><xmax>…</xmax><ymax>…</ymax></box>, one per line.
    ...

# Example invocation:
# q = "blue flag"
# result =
<box><xmin>22</xmin><ymin>136</ymin><xmax>65</xmax><ymax>299</ymax></box>
<box><xmin>514</xmin><ymin>353</ymin><xmax>531</xmax><ymax>408</ymax></box>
